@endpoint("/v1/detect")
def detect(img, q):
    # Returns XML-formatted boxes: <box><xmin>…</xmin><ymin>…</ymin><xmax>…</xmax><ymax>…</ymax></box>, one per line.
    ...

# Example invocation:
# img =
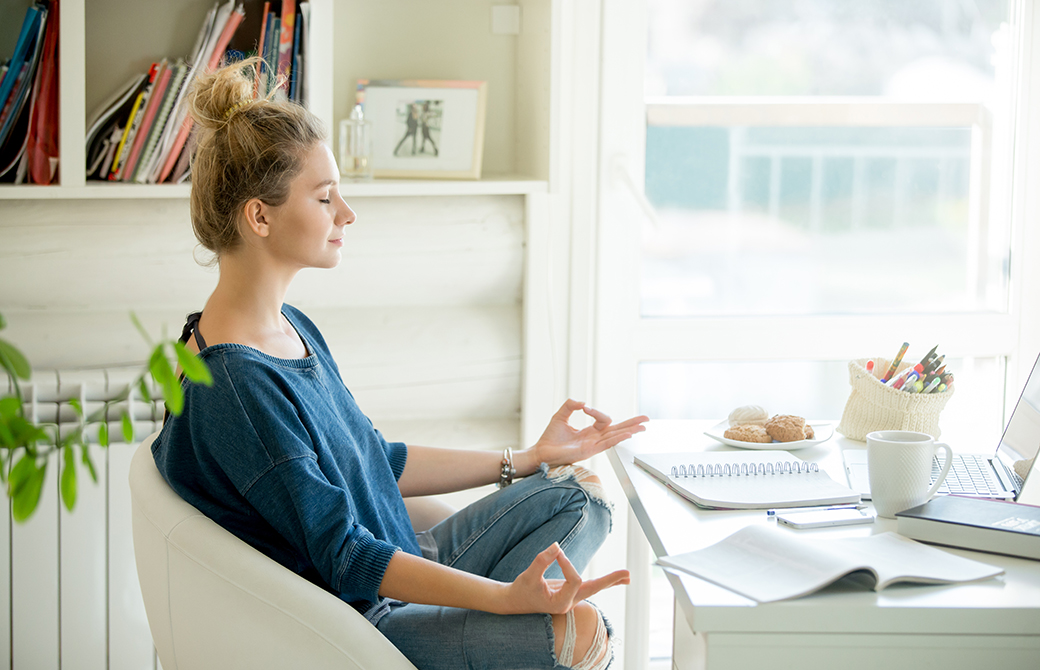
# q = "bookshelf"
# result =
<box><xmin>0</xmin><ymin>0</ymin><xmax>553</xmax><ymax>196</ymax></box>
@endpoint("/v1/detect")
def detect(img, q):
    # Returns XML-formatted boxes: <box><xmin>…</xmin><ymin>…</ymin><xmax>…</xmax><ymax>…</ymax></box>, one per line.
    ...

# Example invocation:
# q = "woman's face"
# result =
<box><xmin>262</xmin><ymin>142</ymin><xmax>355</xmax><ymax>270</ymax></box>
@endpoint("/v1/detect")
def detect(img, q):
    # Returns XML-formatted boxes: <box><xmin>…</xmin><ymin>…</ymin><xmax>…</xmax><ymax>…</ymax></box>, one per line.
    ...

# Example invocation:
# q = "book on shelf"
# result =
<box><xmin>634</xmin><ymin>450</ymin><xmax>860</xmax><ymax>510</ymax></box>
<box><xmin>108</xmin><ymin>62</ymin><xmax>159</xmax><ymax>181</ymax></box>
<box><xmin>134</xmin><ymin>62</ymin><xmax>189</xmax><ymax>183</ymax></box>
<box><xmin>24</xmin><ymin>0</ymin><xmax>60</xmax><ymax>184</ymax></box>
<box><xmin>276</xmin><ymin>0</ymin><xmax>295</xmax><ymax>94</ymax></box>
<box><xmin>120</xmin><ymin>60</ymin><xmax>169</xmax><ymax>180</ymax></box>
<box><xmin>658</xmin><ymin>524</ymin><xmax>1004</xmax><ymax>603</ymax></box>
<box><xmin>0</xmin><ymin>1</ymin><xmax>49</xmax><ymax>182</ymax></box>
<box><xmin>0</xmin><ymin>3</ymin><xmax>45</xmax><ymax>134</ymax></box>
<box><xmin>157</xmin><ymin>0</ymin><xmax>245</xmax><ymax>183</ymax></box>
<box><xmin>896</xmin><ymin>495</ymin><xmax>1040</xmax><ymax>561</ymax></box>
<box><xmin>85</xmin><ymin>73</ymin><xmax>147</xmax><ymax>179</ymax></box>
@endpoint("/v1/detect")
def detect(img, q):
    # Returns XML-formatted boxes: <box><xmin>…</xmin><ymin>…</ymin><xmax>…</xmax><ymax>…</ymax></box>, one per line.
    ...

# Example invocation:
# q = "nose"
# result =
<box><xmin>336</xmin><ymin>191</ymin><xmax>356</xmax><ymax>226</ymax></box>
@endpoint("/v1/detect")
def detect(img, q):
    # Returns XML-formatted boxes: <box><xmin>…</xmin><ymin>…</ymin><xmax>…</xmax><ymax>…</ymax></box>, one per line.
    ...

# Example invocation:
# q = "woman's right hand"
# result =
<box><xmin>500</xmin><ymin>543</ymin><xmax>630</xmax><ymax>615</ymax></box>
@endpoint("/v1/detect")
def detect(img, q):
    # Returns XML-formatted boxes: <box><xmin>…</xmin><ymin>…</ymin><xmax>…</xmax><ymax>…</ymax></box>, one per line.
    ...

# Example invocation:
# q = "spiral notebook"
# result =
<box><xmin>634</xmin><ymin>450</ymin><xmax>861</xmax><ymax>510</ymax></box>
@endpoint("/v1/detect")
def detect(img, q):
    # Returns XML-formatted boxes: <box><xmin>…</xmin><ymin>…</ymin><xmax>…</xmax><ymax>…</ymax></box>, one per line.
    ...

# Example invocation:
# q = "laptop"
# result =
<box><xmin>843</xmin><ymin>352</ymin><xmax>1040</xmax><ymax>504</ymax></box>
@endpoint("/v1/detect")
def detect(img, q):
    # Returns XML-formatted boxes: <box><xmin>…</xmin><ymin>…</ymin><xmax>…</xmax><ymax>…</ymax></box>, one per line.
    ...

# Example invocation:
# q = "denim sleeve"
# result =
<box><xmin>374</xmin><ymin>430</ymin><xmax>408</xmax><ymax>480</ymax></box>
<box><xmin>192</xmin><ymin>352</ymin><xmax>401</xmax><ymax>604</ymax></box>
<box><xmin>243</xmin><ymin>457</ymin><xmax>400</xmax><ymax>603</ymax></box>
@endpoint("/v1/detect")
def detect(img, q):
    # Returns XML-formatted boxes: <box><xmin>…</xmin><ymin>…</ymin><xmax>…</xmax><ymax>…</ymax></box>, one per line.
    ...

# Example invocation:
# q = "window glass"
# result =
<box><xmin>647</xmin><ymin>0</ymin><xmax>1009</xmax><ymax>97</ymax></box>
<box><xmin>643</xmin><ymin>0</ymin><xmax>1013</xmax><ymax>318</ymax></box>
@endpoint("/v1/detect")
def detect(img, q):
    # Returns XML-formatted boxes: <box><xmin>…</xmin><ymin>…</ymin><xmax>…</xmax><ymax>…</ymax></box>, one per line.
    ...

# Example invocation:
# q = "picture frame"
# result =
<box><xmin>356</xmin><ymin>79</ymin><xmax>488</xmax><ymax>179</ymax></box>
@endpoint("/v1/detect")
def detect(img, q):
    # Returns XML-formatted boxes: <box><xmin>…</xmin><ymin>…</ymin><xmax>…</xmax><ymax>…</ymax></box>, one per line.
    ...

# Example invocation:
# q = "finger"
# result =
<box><xmin>554</xmin><ymin>399</ymin><xmax>585</xmax><ymax>421</ymax></box>
<box><xmin>609</xmin><ymin>415</ymin><xmax>650</xmax><ymax>431</ymax></box>
<box><xmin>554</xmin><ymin>549</ymin><xmax>584</xmax><ymax>602</ymax></box>
<box><xmin>576</xmin><ymin>570</ymin><xmax>631</xmax><ymax>600</ymax></box>
<box><xmin>529</xmin><ymin>542</ymin><xmax>562</xmax><ymax>576</ymax></box>
<box><xmin>582</xmin><ymin>404</ymin><xmax>612</xmax><ymax>428</ymax></box>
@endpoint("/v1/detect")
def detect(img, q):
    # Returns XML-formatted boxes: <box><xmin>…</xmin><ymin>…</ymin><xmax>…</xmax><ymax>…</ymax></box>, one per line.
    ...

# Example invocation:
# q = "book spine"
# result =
<box><xmin>253</xmin><ymin>1</ymin><xmax>270</xmax><ymax>97</ymax></box>
<box><xmin>276</xmin><ymin>0</ymin><xmax>295</xmax><ymax>94</ymax></box>
<box><xmin>108</xmin><ymin>65</ymin><xmax>156</xmax><ymax>181</ymax></box>
<box><xmin>26</xmin><ymin>0</ymin><xmax>60</xmax><ymax>184</ymax></box>
<box><xmin>122</xmin><ymin>60</ymin><xmax>169</xmax><ymax>181</ymax></box>
<box><xmin>137</xmin><ymin>63</ymin><xmax>189</xmax><ymax>184</ymax></box>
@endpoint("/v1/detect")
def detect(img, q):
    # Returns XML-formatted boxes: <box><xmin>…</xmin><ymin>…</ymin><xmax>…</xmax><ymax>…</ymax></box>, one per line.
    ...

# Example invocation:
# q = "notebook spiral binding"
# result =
<box><xmin>669</xmin><ymin>461</ymin><xmax>820</xmax><ymax>478</ymax></box>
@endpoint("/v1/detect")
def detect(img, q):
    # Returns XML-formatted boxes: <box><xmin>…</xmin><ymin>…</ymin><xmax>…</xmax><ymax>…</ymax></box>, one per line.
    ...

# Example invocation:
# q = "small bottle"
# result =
<box><xmin>338</xmin><ymin>104</ymin><xmax>373</xmax><ymax>181</ymax></box>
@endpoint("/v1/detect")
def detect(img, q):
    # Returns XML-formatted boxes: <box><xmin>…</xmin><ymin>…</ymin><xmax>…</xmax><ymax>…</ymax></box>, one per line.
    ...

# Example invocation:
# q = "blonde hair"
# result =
<box><xmin>188</xmin><ymin>57</ymin><xmax>326</xmax><ymax>258</ymax></box>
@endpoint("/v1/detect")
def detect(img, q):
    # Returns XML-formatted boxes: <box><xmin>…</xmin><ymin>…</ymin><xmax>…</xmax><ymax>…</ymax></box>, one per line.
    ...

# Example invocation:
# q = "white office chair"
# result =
<box><xmin>130</xmin><ymin>432</ymin><xmax>433</xmax><ymax>670</ymax></box>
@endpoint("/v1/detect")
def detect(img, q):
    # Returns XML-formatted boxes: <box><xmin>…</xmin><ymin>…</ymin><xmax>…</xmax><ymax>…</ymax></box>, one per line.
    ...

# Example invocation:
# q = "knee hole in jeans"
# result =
<box><xmin>552</xmin><ymin>602</ymin><xmax>611</xmax><ymax>670</ymax></box>
<box><xmin>544</xmin><ymin>465</ymin><xmax>609</xmax><ymax>507</ymax></box>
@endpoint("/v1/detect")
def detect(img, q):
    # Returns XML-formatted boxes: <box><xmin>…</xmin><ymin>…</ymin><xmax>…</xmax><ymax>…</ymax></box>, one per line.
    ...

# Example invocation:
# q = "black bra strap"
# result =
<box><xmin>165</xmin><ymin>311</ymin><xmax>205</xmax><ymax>424</ymax></box>
<box><xmin>180</xmin><ymin>311</ymin><xmax>208</xmax><ymax>350</ymax></box>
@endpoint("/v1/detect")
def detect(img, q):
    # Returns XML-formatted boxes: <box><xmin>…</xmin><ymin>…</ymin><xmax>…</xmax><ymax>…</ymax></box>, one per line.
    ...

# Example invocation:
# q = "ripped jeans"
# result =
<box><xmin>374</xmin><ymin>464</ymin><xmax>614</xmax><ymax>670</ymax></box>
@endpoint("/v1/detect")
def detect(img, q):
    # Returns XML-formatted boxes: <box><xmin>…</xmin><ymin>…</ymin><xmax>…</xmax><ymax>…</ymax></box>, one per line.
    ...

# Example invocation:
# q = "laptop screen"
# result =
<box><xmin>995</xmin><ymin>353</ymin><xmax>1040</xmax><ymax>501</ymax></box>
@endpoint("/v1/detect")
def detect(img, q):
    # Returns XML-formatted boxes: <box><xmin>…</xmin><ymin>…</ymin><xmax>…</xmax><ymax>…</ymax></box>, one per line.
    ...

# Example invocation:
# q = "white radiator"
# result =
<box><xmin>4</xmin><ymin>368</ymin><xmax>166</xmax><ymax>670</ymax></box>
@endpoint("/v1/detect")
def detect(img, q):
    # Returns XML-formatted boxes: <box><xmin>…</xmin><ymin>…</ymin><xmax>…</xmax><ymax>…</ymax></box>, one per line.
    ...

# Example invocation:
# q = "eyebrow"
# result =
<box><xmin>313</xmin><ymin>179</ymin><xmax>339</xmax><ymax>190</ymax></box>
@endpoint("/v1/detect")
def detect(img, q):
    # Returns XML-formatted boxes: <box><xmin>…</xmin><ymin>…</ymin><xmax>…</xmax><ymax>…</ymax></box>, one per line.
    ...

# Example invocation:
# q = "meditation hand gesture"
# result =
<box><xmin>503</xmin><ymin>543</ymin><xmax>630</xmax><ymax>615</ymax></box>
<box><xmin>530</xmin><ymin>399</ymin><xmax>648</xmax><ymax>468</ymax></box>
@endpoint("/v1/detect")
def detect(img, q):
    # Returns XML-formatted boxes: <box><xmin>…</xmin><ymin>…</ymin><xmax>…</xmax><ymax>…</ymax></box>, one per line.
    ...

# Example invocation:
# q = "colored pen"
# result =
<box><xmin>766</xmin><ymin>504</ymin><xmax>867</xmax><ymax>517</ymax></box>
<box><xmin>881</xmin><ymin>342</ymin><xmax>910</xmax><ymax>382</ymax></box>
<box><xmin>923</xmin><ymin>354</ymin><xmax>945</xmax><ymax>376</ymax></box>
<box><xmin>866</xmin><ymin>360</ymin><xmax>874</xmax><ymax>377</ymax></box>
<box><xmin>916</xmin><ymin>345</ymin><xmax>938</xmax><ymax>369</ymax></box>
<box><xmin>923</xmin><ymin>377</ymin><xmax>941</xmax><ymax>393</ymax></box>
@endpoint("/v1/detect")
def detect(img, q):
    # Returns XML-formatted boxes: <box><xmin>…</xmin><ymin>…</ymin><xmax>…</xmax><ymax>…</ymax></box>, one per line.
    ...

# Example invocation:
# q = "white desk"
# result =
<box><xmin>608</xmin><ymin>421</ymin><xmax>1040</xmax><ymax>670</ymax></box>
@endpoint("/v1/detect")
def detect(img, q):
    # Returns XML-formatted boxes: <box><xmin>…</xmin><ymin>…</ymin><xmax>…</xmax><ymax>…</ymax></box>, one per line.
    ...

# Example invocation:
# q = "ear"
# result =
<box><xmin>241</xmin><ymin>198</ymin><xmax>271</xmax><ymax>238</ymax></box>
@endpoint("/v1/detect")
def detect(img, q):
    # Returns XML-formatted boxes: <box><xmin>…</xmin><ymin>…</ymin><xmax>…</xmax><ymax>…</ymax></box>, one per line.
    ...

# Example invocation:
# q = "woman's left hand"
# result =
<box><xmin>526</xmin><ymin>399</ymin><xmax>648</xmax><ymax>470</ymax></box>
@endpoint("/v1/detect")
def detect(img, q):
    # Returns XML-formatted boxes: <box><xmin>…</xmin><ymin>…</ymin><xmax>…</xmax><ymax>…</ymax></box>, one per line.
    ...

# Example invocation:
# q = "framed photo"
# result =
<box><xmin>356</xmin><ymin>79</ymin><xmax>488</xmax><ymax>179</ymax></box>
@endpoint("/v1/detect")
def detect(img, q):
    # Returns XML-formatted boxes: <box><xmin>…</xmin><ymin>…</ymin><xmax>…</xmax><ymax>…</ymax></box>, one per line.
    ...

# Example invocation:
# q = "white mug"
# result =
<box><xmin>867</xmin><ymin>430</ymin><xmax>953</xmax><ymax>518</ymax></box>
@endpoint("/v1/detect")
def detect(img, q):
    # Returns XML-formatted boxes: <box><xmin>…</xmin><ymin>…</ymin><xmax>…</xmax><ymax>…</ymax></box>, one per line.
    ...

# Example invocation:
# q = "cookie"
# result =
<box><xmin>804</xmin><ymin>424</ymin><xmax>815</xmax><ymax>440</ymax></box>
<box><xmin>727</xmin><ymin>404</ymin><xmax>769</xmax><ymax>426</ymax></box>
<box><xmin>765</xmin><ymin>415</ymin><xmax>808</xmax><ymax>442</ymax></box>
<box><xmin>724</xmin><ymin>424</ymin><xmax>773</xmax><ymax>443</ymax></box>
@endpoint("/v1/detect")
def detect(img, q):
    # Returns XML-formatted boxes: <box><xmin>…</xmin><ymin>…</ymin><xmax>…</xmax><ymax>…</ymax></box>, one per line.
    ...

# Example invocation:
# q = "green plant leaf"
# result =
<box><xmin>174</xmin><ymin>341</ymin><xmax>213</xmax><ymax>386</ymax></box>
<box><xmin>137</xmin><ymin>377</ymin><xmax>152</xmax><ymax>403</ymax></box>
<box><xmin>81</xmin><ymin>447</ymin><xmax>98</xmax><ymax>483</ymax></box>
<box><xmin>98</xmin><ymin>421</ymin><xmax>109</xmax><ymax>448</ymax></box>
<box><xmin>13</xmin><ymin>462</ymin><xmax>46</xmax><ymax>523</ymax></box>
<box><xmin>8</xmin><ymin>453</ymin><xmax>35</xmax><ymax>496</ymax></box>
<box><xmin>0</xmin><ymin>396</ymin><xmax>19</xmax><ymax>419</ymax></box>
<box><xmin>68</xmin><ymin>397</ymin><xmax>83</xmax><ymax>416</ymax></box>
<box><xmin>130</xmin><ymin>311</ymin><xmax>153</xmax><ymax>348</ymax></box>
<box><xmin>60</xmin><ymin>446</ymin><xmax>77</xmax><ymax>512</ymax></box>
<box><xmin>121</xmin><ymin>412</ymin><xmax>133</xmax><ymax>443</ymax></box>
<box><xmin>151</xmin><ymin>345</ymin><xmax>183</xmax><ymax>415</ymax></box>
<box><xmin>0</xmin><ymin>339</ymin><xmax>31</xmax><ymax>380</ymax></box>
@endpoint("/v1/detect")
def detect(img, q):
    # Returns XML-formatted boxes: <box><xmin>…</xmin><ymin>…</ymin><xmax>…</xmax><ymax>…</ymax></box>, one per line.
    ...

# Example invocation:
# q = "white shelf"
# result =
<box><xmin>0</xmin><ymin>174</ymin><xmax>547</xmax><ymax>200</ymax></box>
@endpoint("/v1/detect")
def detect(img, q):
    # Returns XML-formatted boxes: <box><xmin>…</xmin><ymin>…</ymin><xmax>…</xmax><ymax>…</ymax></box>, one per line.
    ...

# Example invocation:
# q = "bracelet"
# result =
<box><xmin>498</xmin><ymin>448</ymin><xmax>516</xmax><ymax>489</ymax></box>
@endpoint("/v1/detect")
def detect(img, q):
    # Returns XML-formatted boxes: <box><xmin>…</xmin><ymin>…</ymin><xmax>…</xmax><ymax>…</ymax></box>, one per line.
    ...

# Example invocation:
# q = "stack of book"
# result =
<box><xmin>896</xmin><ymin>495</ymin><xmax>1040</xmax><ymax>561</ymax></box>
<box><xmin>0</xmin><ymin>0</ymin><xmax>60</xmax><ymax>184</ymax></box>
<box><xmin>85</xmin><ymin>0</ymin><xmax>311</xmax><ymax>185</ymax></box>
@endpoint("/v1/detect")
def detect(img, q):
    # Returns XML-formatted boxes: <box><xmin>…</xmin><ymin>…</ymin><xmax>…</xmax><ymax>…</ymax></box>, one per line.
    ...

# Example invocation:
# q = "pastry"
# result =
<box><xmin>804</xmin><ymin>424</ymin><xmax>815</xmax><ymax>440</ymax></box>
<box><xmin>724</xmin><ymin>424</ymin><xmax>773</xmax><ymax>443</ymax></box>
<box><xmin>765</xmin><ymin>415</ymin><xmax>808</xmax><ymax>442</ymax></box>
<box><xmin>727</xmin><ymin>405</ymin><xmax>769</xmax><ymax>427</ymax></box>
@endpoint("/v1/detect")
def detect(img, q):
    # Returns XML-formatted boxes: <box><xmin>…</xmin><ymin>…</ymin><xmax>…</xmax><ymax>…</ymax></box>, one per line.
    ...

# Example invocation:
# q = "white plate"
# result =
<box><xmin>704</xmin><ymin>420</ymin><xmax>833</xmax><ymax>450</ymax></box>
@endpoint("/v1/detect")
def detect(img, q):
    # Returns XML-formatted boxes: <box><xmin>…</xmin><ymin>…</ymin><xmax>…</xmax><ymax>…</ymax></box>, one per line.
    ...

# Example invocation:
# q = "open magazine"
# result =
<box><xmin>658</xmin><ymin>524</ymin><xmax>1003</xmax><ymax>603</ymax></box>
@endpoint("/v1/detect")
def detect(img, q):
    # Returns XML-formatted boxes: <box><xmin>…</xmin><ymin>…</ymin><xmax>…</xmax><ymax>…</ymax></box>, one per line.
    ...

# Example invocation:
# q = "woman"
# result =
<box><xmin>153</xmin><ymin>58</ymin><xmax>647</xmax><ymax>670</ymax></box>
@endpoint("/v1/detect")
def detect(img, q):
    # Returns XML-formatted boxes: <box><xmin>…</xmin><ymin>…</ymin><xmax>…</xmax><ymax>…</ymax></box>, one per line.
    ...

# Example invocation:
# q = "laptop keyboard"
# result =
<box><xmin>933</xmin><ymin>453</ymin><xmax>1006</xmax><ymax>496</ymax></box>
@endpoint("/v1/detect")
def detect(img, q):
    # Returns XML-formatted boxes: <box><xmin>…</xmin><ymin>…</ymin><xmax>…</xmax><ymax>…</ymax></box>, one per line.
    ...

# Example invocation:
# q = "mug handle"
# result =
<box><xmin>924</xmin><ymin>443</ymin><xmax>953</xmax><ymax>501</ymax></box>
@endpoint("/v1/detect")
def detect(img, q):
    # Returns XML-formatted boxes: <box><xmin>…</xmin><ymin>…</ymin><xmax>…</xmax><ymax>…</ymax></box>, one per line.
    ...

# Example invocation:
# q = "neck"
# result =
<box><xmin>206</xmin><ymin>249</ymin><xmax>298</xmax><ymax>329</ymax></box>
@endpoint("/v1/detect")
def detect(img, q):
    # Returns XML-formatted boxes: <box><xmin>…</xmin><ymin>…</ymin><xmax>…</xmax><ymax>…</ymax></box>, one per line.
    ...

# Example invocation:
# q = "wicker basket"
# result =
<box><xmin>836</xmin><ymin>358</ymin><xmax>954</xmax><ymax>441</ymax></box>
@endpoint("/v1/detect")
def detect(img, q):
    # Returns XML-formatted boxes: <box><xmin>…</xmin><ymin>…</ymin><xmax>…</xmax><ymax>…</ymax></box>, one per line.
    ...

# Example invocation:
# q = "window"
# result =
<box><xmin>595</xmin><ymin>1</ymin><xmax>1040</xmax><ymax>668</ymax></box>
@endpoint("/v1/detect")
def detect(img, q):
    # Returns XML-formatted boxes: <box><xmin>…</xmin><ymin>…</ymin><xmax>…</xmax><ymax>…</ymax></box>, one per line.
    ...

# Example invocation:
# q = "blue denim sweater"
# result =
<box><xmin>152</xmin><ymin>305</ymin><xmax>421</xmax><ymax>613</ymax></box>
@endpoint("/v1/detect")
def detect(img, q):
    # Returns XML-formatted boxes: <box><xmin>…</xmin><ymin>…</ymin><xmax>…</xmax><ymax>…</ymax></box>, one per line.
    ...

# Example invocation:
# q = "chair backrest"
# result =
<box><xmin>129</xmin><ymin>432</ymin><xmax>417</xmax><ymax>670</ymax></box>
